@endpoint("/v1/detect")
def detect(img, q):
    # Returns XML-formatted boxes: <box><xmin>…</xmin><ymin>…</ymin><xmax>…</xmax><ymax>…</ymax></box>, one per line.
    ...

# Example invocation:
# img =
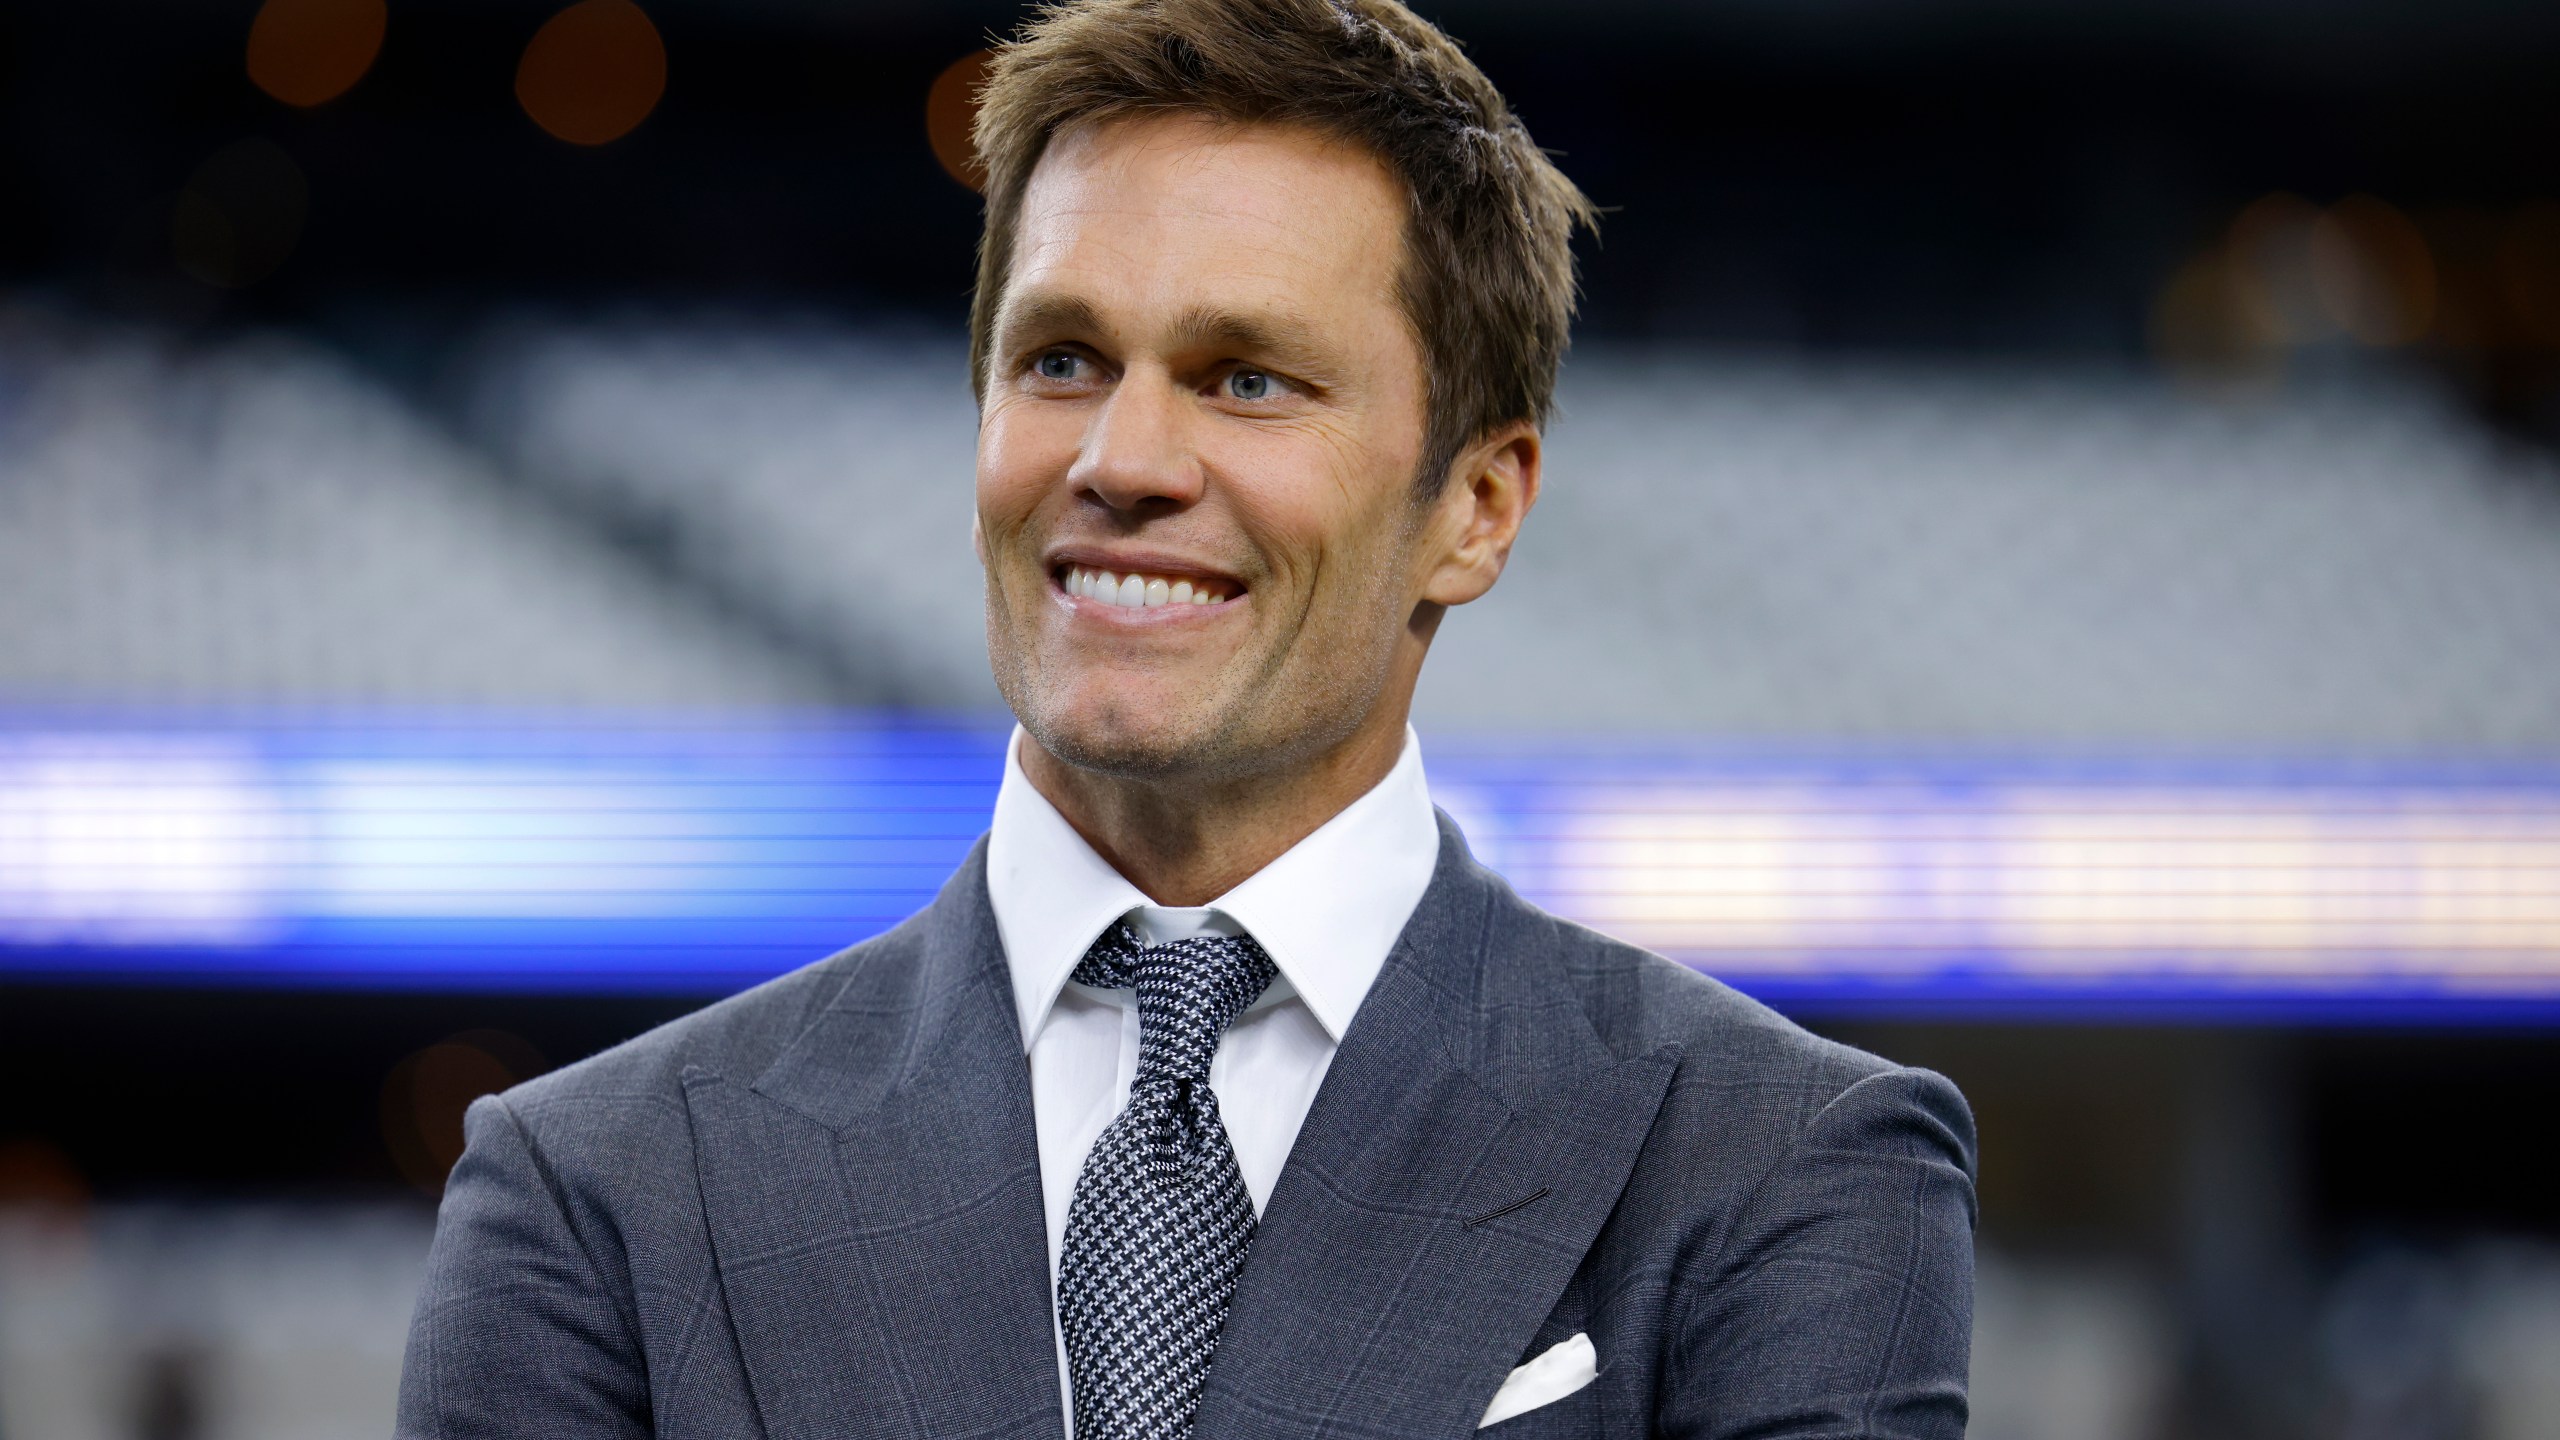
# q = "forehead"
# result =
<box><xmin>1001</xmin><ymin>113</ymin><xmax>1409</xmax><ymax>340</ymax></box>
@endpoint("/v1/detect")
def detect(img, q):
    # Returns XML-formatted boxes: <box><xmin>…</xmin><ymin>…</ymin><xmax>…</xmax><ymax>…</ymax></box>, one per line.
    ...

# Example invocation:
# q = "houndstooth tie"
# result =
<box><xmin>1056</xmin><ymin>923</ymin><xmax>1278</xmax><ymax>1440</ymax></box>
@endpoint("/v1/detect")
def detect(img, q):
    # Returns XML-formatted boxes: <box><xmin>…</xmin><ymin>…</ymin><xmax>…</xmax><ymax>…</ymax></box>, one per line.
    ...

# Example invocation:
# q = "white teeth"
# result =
<box><xmin>1065</xmin><ymin>565</ymin><xmax>1230</xmax><ymax>608</ymax></box>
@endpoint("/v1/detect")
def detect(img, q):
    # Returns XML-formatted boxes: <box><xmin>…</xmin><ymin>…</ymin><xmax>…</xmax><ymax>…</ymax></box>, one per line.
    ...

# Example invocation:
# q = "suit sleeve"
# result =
<box><xmin>1658</xmin><ymin>1066</ymin><xmax>1979</xmax><ymax>1440</ymax></box>
<box><xmin>398</xmin><ymin>1093</ymin><xmax>654</xmax><ymax>1439</ymax></box>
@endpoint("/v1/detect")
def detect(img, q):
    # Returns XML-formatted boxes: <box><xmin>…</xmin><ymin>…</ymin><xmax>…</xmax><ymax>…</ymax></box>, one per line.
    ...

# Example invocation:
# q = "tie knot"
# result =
<box><xmin>1073</xmin><ymin>925</ymin><xmax>1277</xmax><ymax>1083</ymax></box>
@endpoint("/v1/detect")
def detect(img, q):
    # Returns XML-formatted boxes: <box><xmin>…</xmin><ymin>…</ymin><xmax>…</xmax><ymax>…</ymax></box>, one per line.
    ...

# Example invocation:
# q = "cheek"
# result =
<box><xmin>975</xmin><ymin>404</ymin><xmax>1073</xmax><ymax>545</ymax></box>
<box><xmin>1249</xmin><ymin>487</ymin><xmax>1419</xmax><ymax>670</ymax></box>
<box><xmin>1214</xmin><ymin>425</ymin><xmax>1388</xmax><ymax>576</ymax></box>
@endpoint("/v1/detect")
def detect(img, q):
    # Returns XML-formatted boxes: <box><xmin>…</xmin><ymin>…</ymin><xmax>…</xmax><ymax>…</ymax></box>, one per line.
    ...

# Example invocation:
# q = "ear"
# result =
<box><xmin>971</xmin><ymin>512</ymin><xmax>988</xmax><ymax>569</ymax></box>
<box><xmin>1419</xmin><ymin>422</ymin><xmax>1541</xmax><ymax>607</ymax></box>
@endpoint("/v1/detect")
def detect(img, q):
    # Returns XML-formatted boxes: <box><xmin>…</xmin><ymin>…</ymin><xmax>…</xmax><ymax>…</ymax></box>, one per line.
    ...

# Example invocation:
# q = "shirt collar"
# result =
<box><xmin>984</xmin><ymin>725</ymin><xmax>1440</xmax><ymax>1052</ymax></box>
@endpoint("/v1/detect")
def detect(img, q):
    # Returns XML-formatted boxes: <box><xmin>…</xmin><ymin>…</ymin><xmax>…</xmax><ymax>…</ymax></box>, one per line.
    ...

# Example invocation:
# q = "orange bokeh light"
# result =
<box><xmin>2311</xmin><ymin>195</ymin><xmax>2437</xmax><ymax>347</ymax></box>
<box><xmin>926</xmin><ymin>50</ymin><xmax>992</xmax><ymax>193</ymax></box>
<box><xmin>516</xmin><ymin>0</ymin><xmax>668</xmax><ymax>147</ymax></box>
<box><xmin>2501</xmin><ymin>201</ymin><xmax>2560</xmax><ymax>348</ymax></box>
<box><xmin>380</xmin><ymin>1031</ymin><xmax>546</xmax><ymax>1194</ymax></box>
<box><xmin>245</xmin><ymin>0</ymin><xmax>387</xmax><ymax>109</ymax></box>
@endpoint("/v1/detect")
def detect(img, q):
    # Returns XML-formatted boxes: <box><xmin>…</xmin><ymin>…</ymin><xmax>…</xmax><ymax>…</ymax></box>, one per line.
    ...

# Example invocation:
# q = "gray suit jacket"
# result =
<box><xmin>399</xmin><ymin>814</ymin><xmax>1976</xmax><ymax>1438</ymax></box>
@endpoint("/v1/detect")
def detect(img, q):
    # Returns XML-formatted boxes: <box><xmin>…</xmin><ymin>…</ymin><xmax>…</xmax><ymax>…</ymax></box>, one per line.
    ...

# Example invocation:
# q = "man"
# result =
<box><xmin>397</xmin><ymin>0</ymin><xmax>1978</xmax><ymax>1434</ymax></box>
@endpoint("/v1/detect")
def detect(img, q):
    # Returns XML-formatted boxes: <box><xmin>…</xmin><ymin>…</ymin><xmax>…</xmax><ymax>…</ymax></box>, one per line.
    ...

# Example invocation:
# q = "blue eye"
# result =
<box><xmin>1036</xmin><ymin>351</ymin><xmax>1080</xmax><ymax>381</ymax></box>
<box><xmin>1226</xmin><ymin>370</ymin><xmax>1272</xmax><ymax>401</ymax></box>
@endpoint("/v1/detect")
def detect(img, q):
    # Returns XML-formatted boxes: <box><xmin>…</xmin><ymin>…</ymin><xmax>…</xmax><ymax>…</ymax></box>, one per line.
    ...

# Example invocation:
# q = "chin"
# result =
<box><xmin>1026</xmin><ymin>713</ymin><xmax>1218</xmax><ymax>782</ymax></box>
<box><xmin>1018</xmin><ymin>675</ymin><xmax>1229</xmax><ymax>781</ymax></box>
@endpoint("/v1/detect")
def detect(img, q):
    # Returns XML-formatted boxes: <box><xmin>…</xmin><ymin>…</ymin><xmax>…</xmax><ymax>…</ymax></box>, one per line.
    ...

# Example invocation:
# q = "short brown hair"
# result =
<box><xmin>968</xmin><ymin>0</ymin><xmax>1597</xmax><ymax>492</ymax></box>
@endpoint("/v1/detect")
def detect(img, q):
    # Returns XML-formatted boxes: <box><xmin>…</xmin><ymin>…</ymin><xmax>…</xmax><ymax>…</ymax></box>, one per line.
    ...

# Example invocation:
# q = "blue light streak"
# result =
<box><xmin>5</xmin><ymin>709</ymin><xmax>2557</xmax><ymax>1022</ymax></box>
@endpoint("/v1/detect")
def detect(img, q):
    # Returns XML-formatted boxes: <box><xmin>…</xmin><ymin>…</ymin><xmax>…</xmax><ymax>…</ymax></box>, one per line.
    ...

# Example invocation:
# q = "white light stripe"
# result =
<box><xmin>1551</xmin><ymin>785</ymin><xmax>2560</xmax><ymax>978</ymax></box>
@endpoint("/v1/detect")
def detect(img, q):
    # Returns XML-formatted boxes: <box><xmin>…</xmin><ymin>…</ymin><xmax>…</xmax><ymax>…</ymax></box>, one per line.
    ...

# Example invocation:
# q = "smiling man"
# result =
<box><xmin>975</xmin><ymin>108</ymin><xmax>1506</xmax><ymax>909</ymax></box>
<box><xmin>398</xmin><ymin>2</ymin><xmax>1978</xmax><ymax>1438</ymax></box>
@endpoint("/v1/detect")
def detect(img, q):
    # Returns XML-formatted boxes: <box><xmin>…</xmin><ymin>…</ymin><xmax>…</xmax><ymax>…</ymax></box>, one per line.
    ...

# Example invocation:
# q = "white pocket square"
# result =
<box><xmin>1477</xmin><ymin>1331</ymin><xmax>1597</xmax><ymax>1429</ymax></box>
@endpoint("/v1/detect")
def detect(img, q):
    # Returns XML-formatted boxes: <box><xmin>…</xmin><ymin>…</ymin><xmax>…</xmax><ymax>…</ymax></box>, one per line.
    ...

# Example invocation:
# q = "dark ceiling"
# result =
<box><xmin>6</xmin><ymin>0</ymin><xmax>2558</xmax><ymax>365</ymax></box>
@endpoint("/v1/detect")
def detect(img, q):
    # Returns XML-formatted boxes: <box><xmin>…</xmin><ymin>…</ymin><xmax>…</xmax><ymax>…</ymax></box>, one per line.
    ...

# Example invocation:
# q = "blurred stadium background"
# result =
<box><xmin>5</xmin><ymin>0</ymin><xmax>2560</xmax><ymax>1435</ymax></box>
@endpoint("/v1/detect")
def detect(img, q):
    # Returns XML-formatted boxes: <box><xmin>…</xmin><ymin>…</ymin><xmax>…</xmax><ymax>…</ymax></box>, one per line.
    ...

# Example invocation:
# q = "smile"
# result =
<box><xmin>1060</xmin><ymin>565</ymin><xmax>1239</xmax><ymax>610</ymax></box>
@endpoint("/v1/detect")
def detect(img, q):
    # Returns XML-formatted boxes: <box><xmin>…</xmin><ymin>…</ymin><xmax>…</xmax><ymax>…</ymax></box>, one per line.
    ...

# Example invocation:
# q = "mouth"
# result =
<box><xmin>1055</xmin><ymin>561</ymin><xmax>1242</xmax><ymax>612</ymax></box>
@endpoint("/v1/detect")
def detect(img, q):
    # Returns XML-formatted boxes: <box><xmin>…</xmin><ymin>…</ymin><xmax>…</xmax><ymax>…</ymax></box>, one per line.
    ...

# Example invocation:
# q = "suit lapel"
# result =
<box><xmin>1197</xmin><ymin>818</ymin><xmax>1680</xmax><ymax>1438</ymax></box>
<box><xmin>684</xmin><ymin>846</ymin><xmax>1064</xmax><ymax>1440</ymax></box>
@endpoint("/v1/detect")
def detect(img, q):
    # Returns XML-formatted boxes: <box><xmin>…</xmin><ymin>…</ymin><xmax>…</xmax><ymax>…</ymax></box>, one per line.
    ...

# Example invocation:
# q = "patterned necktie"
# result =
<box><xmin>1056</xmin><ymin>923</ymin><xmax>1278</xmax><ymax>1440</ymax></box>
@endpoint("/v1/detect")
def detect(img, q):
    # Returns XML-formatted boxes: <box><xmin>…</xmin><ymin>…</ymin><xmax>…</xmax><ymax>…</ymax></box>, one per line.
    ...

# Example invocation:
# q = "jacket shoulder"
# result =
<box><xmin>1488</xmin><ymin>874</ymin><xmax>1978</xmax><ymax>1202</ymax></box>
<box><xmin>1505</xmin><ymin>887</ymin><xmax>1880</xmax><ymax>1075</ymax></box>
<box><xmin>1472</xmin><ymin>868</ymin><xmax>1932</xmax><ymax>1133</ymax></box>
<box><xmin>497</xmin><ymin>910</ymin><xmax>935</xmax><ymax>1142</ymax></box>
<box><xmin>1503</xmin><ymin>883</ymin><xmax>1977</xmax><ymax>1198</ymax></box>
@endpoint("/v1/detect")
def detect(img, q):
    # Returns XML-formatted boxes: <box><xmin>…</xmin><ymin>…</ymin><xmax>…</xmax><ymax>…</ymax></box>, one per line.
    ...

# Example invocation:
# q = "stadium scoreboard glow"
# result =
<box><xmin>5</xmin><ymin>713</ymin><xmax>2557</xmax><ymax>1020</ymax></box>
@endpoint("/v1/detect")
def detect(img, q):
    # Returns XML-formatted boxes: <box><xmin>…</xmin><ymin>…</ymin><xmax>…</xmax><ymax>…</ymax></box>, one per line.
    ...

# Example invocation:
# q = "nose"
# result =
<box><xmin>1067</xmin><ymin>367</ymin><xmax>1204</xmax><ymax>513</ymax></box>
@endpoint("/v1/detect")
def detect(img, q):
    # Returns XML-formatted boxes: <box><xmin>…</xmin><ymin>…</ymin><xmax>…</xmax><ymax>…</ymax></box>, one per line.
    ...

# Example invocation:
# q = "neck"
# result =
<box><xmin>1020</xmin><ymin>713</ymin><xmax>1410</xmax><ymax>907</ymax></box>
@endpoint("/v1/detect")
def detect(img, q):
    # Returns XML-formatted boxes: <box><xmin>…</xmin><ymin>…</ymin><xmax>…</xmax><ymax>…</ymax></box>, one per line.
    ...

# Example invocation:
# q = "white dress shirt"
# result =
<box><xmin>983</xmin><ymin>724</ymin><xmax>1442</xmax><ymax>1432</ymax></box>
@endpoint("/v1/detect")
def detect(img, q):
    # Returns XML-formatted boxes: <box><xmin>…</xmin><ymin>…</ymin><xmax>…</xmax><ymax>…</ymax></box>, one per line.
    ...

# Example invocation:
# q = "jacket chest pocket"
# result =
<box><xmin>1478</xmin><ymin>1283</ymin><xmax>1607</xmax><ymax>1437</ymax></box>
<box><xmin>1477</xmin><ymin>1374</ymin><xmax>1605</xmax><ymax>1437</ymax></box>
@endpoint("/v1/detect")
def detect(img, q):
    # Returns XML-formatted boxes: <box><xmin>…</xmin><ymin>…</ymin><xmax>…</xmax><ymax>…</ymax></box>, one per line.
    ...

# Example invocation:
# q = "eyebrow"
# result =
<box><xmin>1164</xmin><ymin>305</ymin><xmax>1333</xmax><ymax>375</ymax></box>
<box><xmin>991</xmin><ymin>291</ymin><xmax>1108</xmax><ymax>355</ymax></box>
